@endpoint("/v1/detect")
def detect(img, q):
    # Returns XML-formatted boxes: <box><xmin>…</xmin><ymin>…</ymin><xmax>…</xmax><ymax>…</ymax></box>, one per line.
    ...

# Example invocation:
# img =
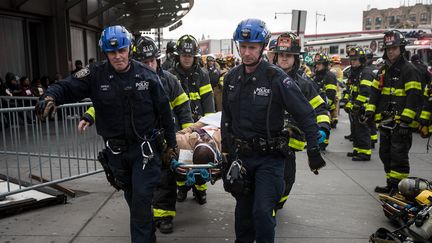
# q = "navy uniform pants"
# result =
<box><xmin>106</xmin><ymin>142</ymin><xmax>161</xmax><ymax>243</ymax></box>
<box><xmin>234</xmin><ymin>154</ymin><xmax>285</xmax><ymax>243</ymax></box>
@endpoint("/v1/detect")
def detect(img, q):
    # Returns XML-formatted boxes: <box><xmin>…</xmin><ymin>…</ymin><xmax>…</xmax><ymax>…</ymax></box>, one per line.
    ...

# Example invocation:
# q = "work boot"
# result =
<box><xmin>176</xmin><ymin>187</ymin><xmax>188</xmax><ymax>202</ymax></box>
<box><xmin>193</xmin><ymin>188</ymin><xmax>207</xmax><ymax>205</ymax></box>
<box><xmin>344</xmin><ymin>134</ymin><xmax>353</xmax><ymax>140</ymax></box>
<box><xmin>346</xmin><ymin>151</ymin><xmax>358</xmax><ymax>157</ymax></box>
<box><xmin>331</xmin><ymin>119</ymin><xmax>338</xmax><ymax>129</ymax></box>
<box><xmin>352</xmin><ymin>154</ymin><xmax>371</xmax><ymax>161</ymax></box>
<box><xmin>157</xmin><ymin>217</ymin><xmax>174</xmax><ymax>234</ymax></box>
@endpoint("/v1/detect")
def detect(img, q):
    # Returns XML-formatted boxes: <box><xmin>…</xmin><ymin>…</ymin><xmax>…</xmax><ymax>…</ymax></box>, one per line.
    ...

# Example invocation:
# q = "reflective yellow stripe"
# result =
<box><xmin>204</xmin><ymin>112</ymin><xmax>215</xmax><ymax>116</ymax></box>
<box><xmin>371</xmin><ymin>134</ymin><xmax>378</xmax><ymax>141</ymax></box>
<box><xmin>388</xmin><ymin>170</ymin><xmax>409</xmax><ymax>180</ymax></box>
<box><xmin>353</xmin><ymin>86</ymin><xmax>358</xmax><ymax>92</ymax></box>
<box><xmin>356</xmin><ymin>95</ymin><xmax>367</xmax><ymax>103</ymax></box>
<box><xmin>345</xmin><ymin>102</ymin><xmax>353</xmax><ymax>109</ymax></box>
<box><xmin>424</xmin><ymin>87</ymin><xmax>429</xmax><ymax>96</ymax></box>
<box><xmin>375</xmin><ymin>113</ymin><xmax>382</xmax><ymax>121</ymax></box>
<box><xmin>194</xmin><ymin>184</ymin><xmax>207</xmax><ymax>191</ymax></box>
<box><xmin>325</xmin><ymin>84</ymin><xmax>337</xmax><ymax>91</ymax></box>
<box><xmin>181</xmin><ymin>123</ymin><xmax>194</xmax><ymax>129</ymax></box>
<box><xmin>288</xmin><ymin>137</ymin><xmax>305</xmax><ymax>151</ymax></box>
<box><xmin>188</xmin><ymin>92</ymin><xmax>201</xmax><ymax>100</ymax></box>
<box><xmin>330</xmin><ymin>103</ymin><xmax>336</xmax><ymax>110</ymax></box>
<box><xmin>360</xmin><ymin>79</ymin><xmax>372</xmax><ymax>86</ymax></box>
<box><xmin>317</xmin><ymin>114</ymin><xmax>330</xmax><ymax>124</ymax></box>
<box><xmin>323</xmin><ymin>138</ymin><xmax>329</xmax><ymax>145</ymax></box>
<box><xmin>401</xmin><ymin>108</ymin><xmax>416</xmax><ymax>119</ymax></box>
<box><xmin>420</xmin><ymin>111</ymin><xmax>431</xmax><ymax>120</ymax></box>
<box><xmin>404</xmin><ymin>81</ymin><xmax>422</xmax><ymax>91</ymax></box>
<box><xmin>366</xmin><ymin>104</ymin><xmax>376</xmax><ymax>112</ymax></box>
<box><xmin>153</xmin><ymin>208</ymin><xmax>176</xmax><ymax>218</ymax></box>
<box><xmin>309</xmin><ymin>95</ymin><xmax>324</xmax><ymax>109</ymax></box>
<box><xmin>372</xmin><ymin>79</ymin><xmax>380</xmax><ymax>89</ymax></box>
<box><xmin>356</xmin><ymin>148</ymin><xmax>372</xmax><ymax>155</ymax></box>
<box><xmin>408</xmin><ymin>120</ymin><xmax>419</xmax><ymax>129</ymax></box>
<box><xmin>86</xmin><ymin>106</ymin><xmax>96</xmax><ymax>121</ymax></box>
<box><xmin>279</xmin><ymin>195</ymin><xmax>288</xmax><ymax>203</ymax></box>
<box><xmin>176</xmin><ymin>181</ymin><xmax>186</xmax><ymax>187</ymax></box>
<box><xmin>343</xmin><ymin>93</ymin><xmax>349</xmax><ymax>99</ymax></box>
<box><xmin>272</xmin><ymin>210</ymin><xmax>276</xmax><ymax>217</ymax></box>
<box><xmin>381</xmin><ymin>87</ymin><xmax>406</xmax><ymax>96</ymax></box>
<box><xmin>170</xmin><ymin>92</ymin><xmax>189</xmax><ymax>109</ymax></box>
<box><xmin>199</xmin><ymin>84</ymin><xmax>213</xmax><ymax>95</ymax></box>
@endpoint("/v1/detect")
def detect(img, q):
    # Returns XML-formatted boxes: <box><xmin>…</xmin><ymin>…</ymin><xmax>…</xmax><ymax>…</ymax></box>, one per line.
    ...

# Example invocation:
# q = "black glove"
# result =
<box><xmin>396</xmin><ymin>123</ymin><xmax>411</xmax><ymax>136</ymax></box>
<box><xmin>161</xmin><ymin>146</ymin><xmax>179</xmax><ymax>167</ymax></box>
<box><xmin>81</xmin><ymin>113</ymin><xmax>95</xmax><ymax>126</ymax></box>
<box><xmin>35</xmin><ymin>96</ymin><xmax>57</xmax><ymax>121</ymax></box>
<box><xmin>307</xmin><ymin>147</ymin><xmax>326</xmax><ymax>175</ymax></box>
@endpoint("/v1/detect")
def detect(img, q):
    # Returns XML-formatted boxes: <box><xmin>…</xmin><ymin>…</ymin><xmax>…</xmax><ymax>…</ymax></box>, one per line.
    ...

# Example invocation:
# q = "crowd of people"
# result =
<box><xmin>23</xmin><ymin>19</ymin><xmax>432</xmax><ymax>243</ymax></box>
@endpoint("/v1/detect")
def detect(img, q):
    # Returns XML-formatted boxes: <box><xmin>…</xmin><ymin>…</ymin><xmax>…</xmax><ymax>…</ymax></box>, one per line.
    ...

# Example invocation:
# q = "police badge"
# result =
<box><xmin>74</xmin><ymin>68</ymin><xmax>90</xmax><ymax>79</ymax></box>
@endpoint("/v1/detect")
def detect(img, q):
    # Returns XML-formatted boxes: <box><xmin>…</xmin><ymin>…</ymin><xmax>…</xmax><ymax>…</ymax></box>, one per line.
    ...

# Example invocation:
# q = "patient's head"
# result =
<box><xmin>192</xmin><ymin>140</ymin><xmax>218</xmax><ymax>164</ymax></box>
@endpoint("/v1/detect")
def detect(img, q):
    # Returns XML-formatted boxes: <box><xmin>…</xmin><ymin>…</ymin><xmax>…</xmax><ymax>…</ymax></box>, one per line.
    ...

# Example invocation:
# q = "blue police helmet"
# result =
<box><xmin>99</xmin><ymin>25</ymin><xmax>133</xmax><ymax>52</ymax></box>
<box><xmin>233</xmin><ymin>18</ymin><xmax>271</xmax><ymax>45</ymax></box>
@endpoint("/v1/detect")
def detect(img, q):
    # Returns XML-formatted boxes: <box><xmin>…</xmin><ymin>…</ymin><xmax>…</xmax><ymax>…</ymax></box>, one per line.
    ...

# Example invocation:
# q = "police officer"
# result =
<box><xmin>162</xmin><ymin>41</ymin><xmax>176</xmax><ymax>71</ymax></box>
<box><xmin>272</xmin><ymin>32</ymin><xmax>331</xmax><ymax>210</ymax></box>
<box><xmin>365</xmin><ymin>30</ymin><xmax>423</xmax><ymax>193</ymax></box>
<box><xmin>169</xmin><ymin>34</ymin><xmax>215</xmax><ymax>204</ymax></box>
<box><xmin>344</xmin><ymin>47</ymin><xmax>373</xmax><ymax>161</ymax></box>
<box><xmin>35</xmin><ymin>25</ymin><xmax>176</xmax><ymax>243</ymax></box>
<box><xmin>221</xmin><ymin>19</ymin><xmax>326</xmax><ymax>243</ymax></box>
<box><xmin>313</xmin><ymin>53</ymin><xmax>338</xmax><ymax>150</ymax></box>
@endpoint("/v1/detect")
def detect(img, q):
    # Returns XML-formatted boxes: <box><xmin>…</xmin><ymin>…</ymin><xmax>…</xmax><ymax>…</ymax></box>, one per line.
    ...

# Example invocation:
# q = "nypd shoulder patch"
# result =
<box><xmin>74</xmin><ymin>68</ymin><xmax>90</xmax><ymax>79</ymax></box>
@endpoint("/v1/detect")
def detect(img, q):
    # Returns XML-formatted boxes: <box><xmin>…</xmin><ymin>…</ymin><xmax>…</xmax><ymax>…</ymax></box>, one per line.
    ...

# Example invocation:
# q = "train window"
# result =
<box><xmin>329</xmin><ymin>45</ymin><xmax>339</xmax><ymax>54</ymax></box>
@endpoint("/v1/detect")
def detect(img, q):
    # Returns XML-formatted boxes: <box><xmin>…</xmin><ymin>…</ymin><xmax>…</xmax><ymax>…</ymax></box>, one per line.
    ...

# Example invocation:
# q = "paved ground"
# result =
<box><xmin>1</xmin><ymin>112</ymin><xmax>431</xmax><ymax>243</ymax></box>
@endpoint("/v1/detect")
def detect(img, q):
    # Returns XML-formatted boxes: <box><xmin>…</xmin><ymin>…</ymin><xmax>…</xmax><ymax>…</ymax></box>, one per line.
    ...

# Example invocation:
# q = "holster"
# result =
<box><xmin>152</xmin><ymin>129</ymin><xmax>166</xmax><ymax>153</ymax></box>
<box><xmin>97</xmin><ymin>149</ymin><xmax>121</xmax><ymax>191</ymax></box>
<box><xmin>221</xmin><ymin>157</ymin><xmax>252</xmax><ymax>197</ymax></box>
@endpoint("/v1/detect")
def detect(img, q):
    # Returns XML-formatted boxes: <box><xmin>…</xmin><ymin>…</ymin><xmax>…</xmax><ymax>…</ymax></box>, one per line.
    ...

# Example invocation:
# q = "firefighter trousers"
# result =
<box><xmin>352</xmin><ymin>114</ymin><xmax>371</xmax><ymax>156</ymax></box>
<box><xmin>153</xmin><ymin>164</ymin><xmax>177</xmax><ymax>219</ymax></box>
<box><xmin>378</xmin><ymin>127</ymin><xmax>412</xmax><ymax>183</ymax></box>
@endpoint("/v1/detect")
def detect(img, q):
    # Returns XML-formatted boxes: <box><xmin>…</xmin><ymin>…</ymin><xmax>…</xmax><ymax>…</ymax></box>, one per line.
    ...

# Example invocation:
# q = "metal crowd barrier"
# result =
<box><xmin>0</xmin><ymin>100</ymin><xmax>104</xmax><ymax>198</ymax></box>
<box><xmin>0</xmin><ymin>96</ymin><xmax>39</xmax><ymax>109</ymax></box>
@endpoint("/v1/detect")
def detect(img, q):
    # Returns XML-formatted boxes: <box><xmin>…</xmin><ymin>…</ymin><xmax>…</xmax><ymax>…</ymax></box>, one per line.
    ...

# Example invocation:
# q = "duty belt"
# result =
<box><xmin>233</xmin><ymin>137</ymin><xmax>289</xmax><ymax>156</ymax></box>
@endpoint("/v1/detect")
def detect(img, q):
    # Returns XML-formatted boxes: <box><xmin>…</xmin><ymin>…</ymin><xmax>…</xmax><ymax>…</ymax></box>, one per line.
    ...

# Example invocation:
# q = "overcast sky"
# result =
<box><xmin>162</xmin><ymin>0</ymin><xmax>423</xmax><ymax>39</ymax></box>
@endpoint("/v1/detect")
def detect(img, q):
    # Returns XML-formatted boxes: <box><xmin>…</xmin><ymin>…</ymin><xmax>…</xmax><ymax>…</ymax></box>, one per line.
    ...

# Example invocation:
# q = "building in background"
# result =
<box><xmin>363</xmin><ymin>3</ymin><xmax>432</xmax><ymax>30</ymax></box>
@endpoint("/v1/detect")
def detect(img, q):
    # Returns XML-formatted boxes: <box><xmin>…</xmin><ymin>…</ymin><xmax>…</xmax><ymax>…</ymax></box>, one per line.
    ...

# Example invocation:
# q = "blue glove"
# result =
<box><xmin>318</xmin><ymin>130</ymin><xmax>327</xmax><ymax>144</ymax></box>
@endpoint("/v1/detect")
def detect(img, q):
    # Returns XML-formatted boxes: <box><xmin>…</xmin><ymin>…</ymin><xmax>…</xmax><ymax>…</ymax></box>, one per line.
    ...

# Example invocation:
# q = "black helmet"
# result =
<box><xmin>364</xmin><ymin>47</ymin><xmax>373</xmax><ymax>59</ymax></box>
<box><xmin>133</xmin><ymin>36</ymin><xmax>160</xmax><ymax>61</ymax></box>
<box><xmin>314</xmin><ymin>53</ymin><xmax>330</xmax><ymax>65</ymax></box>
<box><xmin>175</xmin><ymin>35</ymin><xmax>200</xmax><ymax>56</ymax></box>
<box><xmin>347</xmin><ymin>46</ymin><xmax>366</xmax><ymax>60</ymax></box>
<box><xmin>274</xmin><ymin>32</ymin><xmax>301</xmax><ymax>55</ymax></box>
<box><xmin>166</xmin><ymin>41</ymin><xmax>176</xmax><ymax>53</ymax></box>
<box><xmin>383</xmin><ymin>30</ymin><xmax>407</xmax><ymax>49</ymax></box>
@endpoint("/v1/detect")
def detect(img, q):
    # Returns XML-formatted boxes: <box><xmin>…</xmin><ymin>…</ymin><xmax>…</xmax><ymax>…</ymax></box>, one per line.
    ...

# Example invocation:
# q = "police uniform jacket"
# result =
<box><xmin>45</xmin><ymin>60</ymin><xmax>176</xmax><ymax>148</ymax></box>
<box><xmin>366</xmin><ymin>57</ymin><xmax>423</xmax><ymax>128</ymax></box>
<box><xmin>345</xmin><ymin>65</ymin><xmax>374</xmax><ymax>110</ymax></box>
<box><xmin>314</xmin><ymin>69</ymin><xmax>338</xmax><ymax>109</ymax></box>
<box><xmin>221</xmin><ymin>60</ymin><xmax>319</xmax><ymax>153</ymax></box>
<box><xmin>169</xmin><ymin>63</ymin><xmax>215</xmax><ymax>120</ymax></box>
<box><xmin>158</xmin><ymin>69</ymin><xmax>194</xmax><ymax>130</ymax></box>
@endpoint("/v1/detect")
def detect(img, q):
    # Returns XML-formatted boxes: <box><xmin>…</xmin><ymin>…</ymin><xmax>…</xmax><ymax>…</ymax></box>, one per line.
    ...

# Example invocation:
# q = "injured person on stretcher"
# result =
<box><xmin>173</xmin><ymin>112</ymin><xmax>223</xmax><ymax>184</ymax></box>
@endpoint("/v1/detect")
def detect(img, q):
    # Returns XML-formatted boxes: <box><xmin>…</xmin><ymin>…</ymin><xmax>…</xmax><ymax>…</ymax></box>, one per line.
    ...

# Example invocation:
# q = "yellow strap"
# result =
<box><xmin>404</xmin><ymin>81</ymin><xmax>422</xmax><ymax>91</ymax></box>
<box><xmin>401</xmin><ymin>108</ymin><xmax>416</xmax><ymax>119</ymax></box>
<box><xmin>199</xmin><ymin>83</ymin><xmax>213</xmax><ymax>95</ymax></box>
<box><xmin>170</xmin><ymin>92</ymin><xmax>189</xmax><ymax>109</ymax></box>
<box><xmin>86</xmin><ymin>106</ymin><xmax>96</xmax><ymax>121</ymax></box>
<box><xmin>420</xmin><ymin>111</ymin><xmax>431</xmax><ymax>120</ymax></box>
<box><xmin>360</xmin><ymin>79</ymin><xmax>372</xmax><ymax>86</ymax></box>
<box><xmin>309</xmin><ymin>95</ymin><xmax>325</xmax><ymax>109</ymax></box>
<box><xmin>188</xmin><ymin>92</ymin><xmax>201</xmax><ymax>100</ymax></box>
<box><xmin>153</xmin><ymin>208</ymin><xmax>176</xmax><ymax>218</ymax></box>
<box><xmin>194</xmin><ymin>183</ymin><xmax>208</xmax><ymax>191</ymax></box>
<box><xmin>325</xmin><ymin>84</ymin><xmax>337</xmax><ymax>91</ymax></box>
<box><xmin>388</xmin><ymin>170</ymin><xmax>409</xmax><ymax>180</ymax></box>
<box><xmin>317</xmin><ymin>114</ymin><xmax>330</xmax><ymax>124</ymax></box>
<box><xmin>288</xmin><ymin>137</ymin><xmax>306</xmax><ymax>151</ymax></box>
<box><xmin>181</xmin><ymin>123</ymin><xmax>194</xmax><ymax>129</ymax></box>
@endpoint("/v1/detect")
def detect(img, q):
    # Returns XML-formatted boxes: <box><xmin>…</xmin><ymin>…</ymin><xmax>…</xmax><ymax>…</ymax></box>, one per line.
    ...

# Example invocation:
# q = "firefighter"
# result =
<box><xmin>206</xmin><ymin>54</ymin><xmax>222</xmax><ymax>111</ymax></box>
<box><xmin>418</xmin><ymin>79</ymin><xmax>431</xmax><ymax>139</ymax></box>
<box><xmin>162</xmin><ymin>41</ymin><xmax>176</xmax><ymax>70</ymax></box>
<box><xmin>344</xmin><ymin>47</ymin><xmax>373</xmax><ymax>161</ymax></box>
<box><xmin>169</xmin><ymin>34</ymin><xmax>215</xmax><ymax>204</ymax></box>
<box><xmin>273</xmin><ymin>32</ymin><xmax>331</xmax><ymax>210</ymax></box>
<box><xmin>363</xmin><ymin>47</ymin><xmax>379</xmax><ymax>148</ymax></box>
<box><xmin>266</xmin><ymin>39</ymin><xmax>277</xmax><ymax>64</ymax></box>
<box><xmin>35</xmin><ymin>25</ymin><xmax>177</xmax><ymax>243</ymax></box>
<box><xmin>313</xmin><ymin>53</ymin><xmax>338</xmax><ymax>150</ymax></box>
<box><xmin>365</xmin><ymin>30</ymin><xmax>423</xmax><ymax>193</ymax></box>
<box><xmin>329</xmin><ymin>54</ymin><xmax>343</xmax><ymax>128</ymax></box>
<box><xmin>221</xmin><ymin>18</ymin><xmax>326</xmax><ymax>243</ymax></box>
